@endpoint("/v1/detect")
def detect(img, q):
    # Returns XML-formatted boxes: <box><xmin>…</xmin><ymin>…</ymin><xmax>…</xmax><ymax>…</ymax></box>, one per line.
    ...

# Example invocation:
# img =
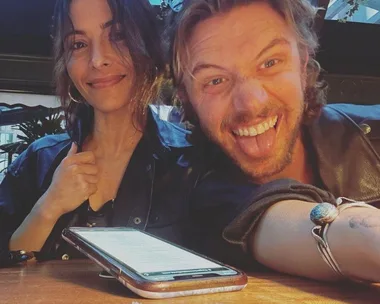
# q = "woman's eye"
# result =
<box><xmin>206</xmin><ymin>78</ymin><xmax>226</xmax><ymax>86</ymax></box>
<box><xmin>71</xmin><ymin>41</ymin><xmax>87</xmax><ymax>50</ymax></box>
<box><xmin>262</xmin><ymin>59</ymin><xmax>280</xmax><ymax>69</ymax></box>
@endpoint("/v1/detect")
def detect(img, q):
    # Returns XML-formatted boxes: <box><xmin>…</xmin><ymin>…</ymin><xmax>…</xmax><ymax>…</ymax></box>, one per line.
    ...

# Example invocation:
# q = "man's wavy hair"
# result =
<box><xmin>171</xmin><ymin>0</ymin><xmax>328</xmax><ymax>129</ymax></box>
<box><xmin>52</xmin><ymin>0</ymin><xmax>166</xmax><ymax>138</ymax></box>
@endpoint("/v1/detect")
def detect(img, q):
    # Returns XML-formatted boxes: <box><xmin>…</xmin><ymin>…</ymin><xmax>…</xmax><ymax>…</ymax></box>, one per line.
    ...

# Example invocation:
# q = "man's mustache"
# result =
<box><xmin>222</xmin><ymin>107</ymin><xmax>278</xmax><ymax>128</ymax></box>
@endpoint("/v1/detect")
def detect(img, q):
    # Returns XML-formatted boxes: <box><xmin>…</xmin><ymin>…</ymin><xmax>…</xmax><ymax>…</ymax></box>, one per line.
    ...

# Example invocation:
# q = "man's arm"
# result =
<box><xmin>251</xmin><ymin>200</ymin><xmax>380</xmax><ymax>282</ymax></box>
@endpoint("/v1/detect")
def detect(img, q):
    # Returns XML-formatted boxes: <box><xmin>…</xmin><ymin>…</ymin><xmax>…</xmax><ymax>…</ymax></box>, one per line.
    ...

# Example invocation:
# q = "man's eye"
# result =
<box><xmin>71</xmin><ymin>41</ymin><xmax>87</xmax><ymax>50</ymax></box>
<box><xmin>262</xmin><ymin>59</ymin><xmax>280</xmax><ymax>69</ymax></box>
<box><xmin>206</xmin><ymin>78</ymin><xmax>226</xmax><ymax>86</ymax></box>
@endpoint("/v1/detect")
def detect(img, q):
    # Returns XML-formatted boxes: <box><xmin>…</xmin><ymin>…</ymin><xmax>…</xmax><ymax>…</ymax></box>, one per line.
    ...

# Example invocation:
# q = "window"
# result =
<box><xmin>0</xmin><ymin>92</ymin><xmax>62</xmax><ymax>181</ymax></box>
<box><xmin>325</xmin><ymin>0</ymin><xmax>380</xmax><ymax>24</ymax></box>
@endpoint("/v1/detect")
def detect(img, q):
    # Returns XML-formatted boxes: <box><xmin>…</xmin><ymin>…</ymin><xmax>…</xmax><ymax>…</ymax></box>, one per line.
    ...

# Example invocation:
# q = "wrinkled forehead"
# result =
<box><xmin>183</xmin><ymin>3</ymin><xmax>298</xmax><ymax>73</ymax></box>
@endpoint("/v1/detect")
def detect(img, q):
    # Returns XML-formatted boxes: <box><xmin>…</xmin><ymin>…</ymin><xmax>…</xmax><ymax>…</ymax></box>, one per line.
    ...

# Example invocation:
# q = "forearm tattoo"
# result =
<box><xmin>349</xmin><ymin>216</ymin><xmax>380</xmax><ymax>229</ymax></box>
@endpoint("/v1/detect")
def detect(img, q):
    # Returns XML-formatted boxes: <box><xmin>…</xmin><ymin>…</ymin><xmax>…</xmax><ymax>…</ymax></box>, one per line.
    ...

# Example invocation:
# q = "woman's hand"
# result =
<box><xmin>9</xmin><ymin>142</ymin><xmax>99</xmax><ymax>252</ymax></box>
<box><xmin>40</xmin><ymin>143</ymin><xmax>98</xmax><ymax>219</ymax></box>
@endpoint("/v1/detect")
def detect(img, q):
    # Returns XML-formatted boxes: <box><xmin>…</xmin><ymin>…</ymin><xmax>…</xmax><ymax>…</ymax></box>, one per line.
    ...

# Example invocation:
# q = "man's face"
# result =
<box><xmin>182</xmin><ymin>2</ymin><xmax>307</xmax><ymax>182</ymax></box>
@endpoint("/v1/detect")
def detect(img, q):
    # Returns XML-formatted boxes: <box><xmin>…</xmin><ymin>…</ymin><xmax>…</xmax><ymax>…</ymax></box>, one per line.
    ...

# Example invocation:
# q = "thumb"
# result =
<box><xmin>67</xmin><ymin>142</ymin><xmax>78</xmax><ymax>156</ymax></box>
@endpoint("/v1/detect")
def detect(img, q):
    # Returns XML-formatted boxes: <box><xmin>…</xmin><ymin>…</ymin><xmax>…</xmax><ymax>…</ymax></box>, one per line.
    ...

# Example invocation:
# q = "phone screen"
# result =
<box><xmin>73</xmin><ymin>228</ymin><xmax>237</xmax><ymax>281</ymax></box>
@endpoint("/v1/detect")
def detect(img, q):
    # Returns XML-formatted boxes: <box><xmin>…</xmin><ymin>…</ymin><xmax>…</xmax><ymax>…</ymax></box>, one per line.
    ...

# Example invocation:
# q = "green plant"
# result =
<box><xmin>0</xmin><ymin>109</ymin><xmax>65</xmax><ymax>168</ymax></box>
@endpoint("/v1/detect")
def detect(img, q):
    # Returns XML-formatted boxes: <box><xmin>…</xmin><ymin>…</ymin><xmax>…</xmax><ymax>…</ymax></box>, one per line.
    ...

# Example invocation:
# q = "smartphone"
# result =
<box><xmin>62</xmin><ymin>227</ymin><xmax>247</xmax><ymax>299</ymax></box>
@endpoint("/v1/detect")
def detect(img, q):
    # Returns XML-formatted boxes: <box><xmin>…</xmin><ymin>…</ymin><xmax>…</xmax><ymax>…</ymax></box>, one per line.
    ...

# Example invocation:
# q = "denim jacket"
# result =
<box><xmin>0</xmin><ymin>106</ymin><xmax>199</xmax><ymax>263</ymax></box>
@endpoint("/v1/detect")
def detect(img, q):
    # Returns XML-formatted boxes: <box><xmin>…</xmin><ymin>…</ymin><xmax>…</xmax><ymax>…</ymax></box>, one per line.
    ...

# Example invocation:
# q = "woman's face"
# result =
<box><xmin>65</xmin><ymin>0</ymin><xmax>134</xmax><ymax>114</ymax></box>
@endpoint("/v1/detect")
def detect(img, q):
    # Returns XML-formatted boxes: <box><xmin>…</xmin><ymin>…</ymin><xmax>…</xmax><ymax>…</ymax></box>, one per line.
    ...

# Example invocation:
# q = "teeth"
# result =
<box><xmin>257</xmin><ymin>124</ymin><xmax>265</xmax><ymax>134</ymax></box>
<box><xmin>269</xmin><ymin>116</ymin><xmax>278</xmax><ymax>128</ymax></box>
<box><xmin>233</xmin><ymin>115</ymin><xmax>278</xmax><ymax>137</ymax></box>
<box><xmin>249</xmin><ymin>127</ymin><xmax>257</xmax><ymax>136</ymax></box>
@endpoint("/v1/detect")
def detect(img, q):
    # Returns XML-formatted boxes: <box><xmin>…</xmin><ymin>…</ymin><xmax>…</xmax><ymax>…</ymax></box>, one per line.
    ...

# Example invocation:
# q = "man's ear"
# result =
<box><xmin>175</xmin><ymin>85</ymin><xmax>198</xmax><ymax>125</ymax></box>
<box><xmin>176</xmin><ymin>85</ymin><xmax>188</xmax><ymax>103</ymax></box>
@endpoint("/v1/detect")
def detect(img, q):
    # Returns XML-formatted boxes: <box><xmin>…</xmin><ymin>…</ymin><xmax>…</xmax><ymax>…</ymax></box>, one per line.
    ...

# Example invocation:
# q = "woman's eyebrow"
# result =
<box><xmin>100</xmin><ymin>20</ymin><xmax>114</xmax><ymax>30</ymax></box>
<box><xmin>64</xmin><ymin>19</ymin><xmax>115</xmax><ymax>40</ymax></box>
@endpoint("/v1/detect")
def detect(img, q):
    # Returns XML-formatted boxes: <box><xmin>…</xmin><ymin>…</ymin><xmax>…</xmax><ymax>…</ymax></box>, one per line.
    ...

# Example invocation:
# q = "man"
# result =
<box><xmin>171</xmin><ymin>0</ymin><xmax>380</xmax><ymax>282</ymax></box>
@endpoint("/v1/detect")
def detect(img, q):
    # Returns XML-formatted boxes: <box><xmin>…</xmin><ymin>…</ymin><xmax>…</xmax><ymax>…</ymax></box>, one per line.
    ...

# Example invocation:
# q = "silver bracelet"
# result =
<box><xmin>310</xmin><ymin>197</ymin><xmax>377</xmax><ymax>277</ymax></box>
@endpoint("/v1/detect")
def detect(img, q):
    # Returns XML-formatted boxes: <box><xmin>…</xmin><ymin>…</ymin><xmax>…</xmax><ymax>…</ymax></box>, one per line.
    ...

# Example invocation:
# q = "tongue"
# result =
<box><xmin>257</xmin><ymin>127</ymin><xmax>276</xmax><ymax>152</ymax></box>
<box><xmin>236</xmin><ymin>128</ymin><xmax>276</xmax><ymax>158</ymax></box>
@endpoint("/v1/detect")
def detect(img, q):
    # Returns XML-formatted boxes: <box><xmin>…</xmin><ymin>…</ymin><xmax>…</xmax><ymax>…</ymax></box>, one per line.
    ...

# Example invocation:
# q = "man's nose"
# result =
<box><xmin>232</xmin><ymin>79</ymin><xmax>268</xmax><ymax>112</ymax></box>
<box><xmin>90</xmin><ymin>41</ymin><xmax>112</xmax><ymax>69</ymax></box>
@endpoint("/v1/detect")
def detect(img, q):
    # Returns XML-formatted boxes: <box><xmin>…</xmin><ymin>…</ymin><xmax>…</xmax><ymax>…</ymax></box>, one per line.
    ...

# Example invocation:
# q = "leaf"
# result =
<box><xmin>0</xmin><ymin>142</ymin><xmax>24</xmax><ymax>155</ymax></box>
<box><xmin>0</xmin><ymin>108</ymin><xmax>65</xmax><ymax>170</ymax></box>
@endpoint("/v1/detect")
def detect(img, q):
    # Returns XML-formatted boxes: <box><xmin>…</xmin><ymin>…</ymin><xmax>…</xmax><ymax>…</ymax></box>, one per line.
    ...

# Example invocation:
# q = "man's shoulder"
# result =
<box><xmin>321</xmin><ymin>104</ymin><xmax>380</xmax><ymax>143</ymax></box>
<box><xmin>323</xmin><ymin>103</ymin><xmax>380</xmax><ymax>125</ymax></box>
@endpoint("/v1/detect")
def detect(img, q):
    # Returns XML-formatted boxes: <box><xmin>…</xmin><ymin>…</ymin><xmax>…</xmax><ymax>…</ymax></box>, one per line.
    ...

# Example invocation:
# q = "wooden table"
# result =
<box><xmin>1</xmin><ymin>260</ymin><xmax>380</xmax><ymax>304</ymax></box>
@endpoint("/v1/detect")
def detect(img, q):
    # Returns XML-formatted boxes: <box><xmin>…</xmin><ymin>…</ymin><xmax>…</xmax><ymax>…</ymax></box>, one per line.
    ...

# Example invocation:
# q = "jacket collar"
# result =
<box><xmin>146</xmin><ymin>105</ymin><xmax>192</xmax><ymax>148</ymax></box>
<box><xmin>71</xmin><ymin>105</ymin><xmax>192</xmax><ymax>162</ymax></box>
<box><xmin>308</xmin><ymin>104</ymin><xmax>380</xmax><ymax>203</ymax></box>
<box><xmin>142</xmin><ymin>105</ymin><xmax>192</xmax><ymax>164</ymax></box>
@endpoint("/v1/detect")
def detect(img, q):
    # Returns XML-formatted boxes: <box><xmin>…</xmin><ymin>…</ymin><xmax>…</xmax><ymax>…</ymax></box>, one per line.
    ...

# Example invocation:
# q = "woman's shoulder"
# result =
<box><xmin>27</xmin><ymin>133</ymin><xmax>71</xmax><ymax>152</ymax></box>
<box><xmin>7</xmin><ymin>133</ymin><xmax>71</xmax><ymax>176</ymax></box>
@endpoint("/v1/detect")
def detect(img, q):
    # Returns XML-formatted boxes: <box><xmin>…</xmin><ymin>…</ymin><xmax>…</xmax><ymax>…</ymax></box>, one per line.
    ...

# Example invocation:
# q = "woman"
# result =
<box><xmin>0</xmin><ymin>0</ymin><xmax>197</xmax><ymax>265</ymax></box>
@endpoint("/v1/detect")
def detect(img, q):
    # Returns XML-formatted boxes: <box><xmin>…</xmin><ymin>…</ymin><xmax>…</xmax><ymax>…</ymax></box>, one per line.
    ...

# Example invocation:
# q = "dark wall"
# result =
<box><xmin>0</xmin><ymin>0</ymin><xmax>55</xmax><ymax>94</ymax></box>
<box><xmin>318</xmin><ymin>20</ymin><xmax>380</xmax><ymax>78</ymax></box>
<box><xmin>0</xmin><ymin>0</ymin><xmax>55</xmax><ymax>57</ymax></box>
<box><xmin>317</xmin><ymin>20</ymin><xmax>380</xmax><ymax>105</ymax></box>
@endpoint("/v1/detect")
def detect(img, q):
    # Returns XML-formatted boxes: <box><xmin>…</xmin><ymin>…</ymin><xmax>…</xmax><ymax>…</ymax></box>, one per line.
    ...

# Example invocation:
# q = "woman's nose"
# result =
<box><xmin>90</xmin><ymin>41</ymin><xmax>112</xmax><ymax>69</ymax></box>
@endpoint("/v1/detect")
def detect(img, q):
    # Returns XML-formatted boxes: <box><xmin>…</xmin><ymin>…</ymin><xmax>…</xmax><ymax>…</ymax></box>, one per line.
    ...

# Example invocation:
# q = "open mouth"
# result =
<box><xmin>232</xmin><ymin>115</ymin><xmax>279</xmax><ymax>137</ymax></box>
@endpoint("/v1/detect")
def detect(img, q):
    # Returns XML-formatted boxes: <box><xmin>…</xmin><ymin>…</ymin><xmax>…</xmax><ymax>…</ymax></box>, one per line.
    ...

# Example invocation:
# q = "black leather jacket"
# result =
<box><xmin>0</xmin><ymin>106</ymin><xmax>199</xmax><ymax>263</ymax></box>
<box><xmin>308</xmin><ymin>103</ymin><xmax>380</xmax><ymax>203</ymax></box>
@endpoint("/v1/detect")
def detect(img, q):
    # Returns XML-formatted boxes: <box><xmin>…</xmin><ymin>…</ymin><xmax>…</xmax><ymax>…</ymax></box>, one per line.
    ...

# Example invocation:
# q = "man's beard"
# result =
<box><xmin>201</xmin><ymin>104</ymin><xmax>304</xmax><ymax>183</ymax></box>
<box><xmin>238</xmin><ymin>120</ymin><xmax>301</xmax><ymax>183</ymax></box>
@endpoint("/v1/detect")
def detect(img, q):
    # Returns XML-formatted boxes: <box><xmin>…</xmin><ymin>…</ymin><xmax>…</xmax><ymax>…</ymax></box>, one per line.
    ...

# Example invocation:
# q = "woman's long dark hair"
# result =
<box><xmin>52</xmin><ymin>0</ymin><xmax>166</xmax><ymax>139</ymax></box>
